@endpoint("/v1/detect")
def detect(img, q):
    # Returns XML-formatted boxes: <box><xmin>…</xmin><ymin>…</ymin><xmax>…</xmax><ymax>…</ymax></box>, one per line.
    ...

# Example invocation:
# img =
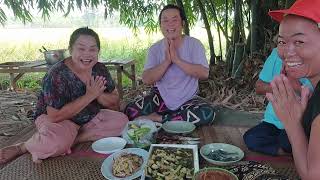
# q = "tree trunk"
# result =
<box><xmin>245</xmin><ymin>31</ymin><xmax>251</xmax><ymax>56</ymax></box>
<box><xmin>208</xmin><ymin>0</ymin><xmax>230</xmax><ymax>46</ymax></box>
<box><xmin>250</xmin><ymin>0</ymin><xmax>278</xmax><ymax>57</ymax></box>
<box><xmin>232</xmin><ymin>43</ymin><xmax>245</xmax><ymax>78</ymax></box>
<box><xmin>285</xmin><ymin>0</ymin><xmax>295</xmax><ymax>8</ymax></box>
<box><xmin>176</xmin><ymin>0</ymin><xmax>190</xmax><ymax>36</ymax></box>
<box><xmin>227</xmin><ymin>0</ymin><xmax>242</xmax><ymax>74</ymax></box>
<box><xmin>250</xmin><ymin>0</ymin><xmax>258</xmax><ymax>55</ymax></box>
<box><xmin>225</xmin><ymin>0</ymin><xmax>229</xmax><ymax>50</ymax></box>
<box><xmin>197</xmin><ymin>0</ymin><xmax>215</xmax><ymax>65</ymax></box>
<box><xmin>233</xmin><ymin>0</ymin><xmax>242</xmax><ymax>44</ymax></box>
<box><xmin>217</xmin><ymin>25</ymin><xmax>223</xmax><ymax>62</ymax></box>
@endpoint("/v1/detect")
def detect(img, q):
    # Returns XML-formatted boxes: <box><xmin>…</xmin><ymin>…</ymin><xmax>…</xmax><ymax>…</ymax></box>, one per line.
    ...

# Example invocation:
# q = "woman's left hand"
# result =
<box><xmin>266</xmin><ymin>74</ymin><xmax>310</xmax><ymax>126</ymax></box>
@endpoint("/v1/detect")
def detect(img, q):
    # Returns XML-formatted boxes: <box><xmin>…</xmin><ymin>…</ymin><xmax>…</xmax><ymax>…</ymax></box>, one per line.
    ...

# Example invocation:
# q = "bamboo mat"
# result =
<box><xmin>0</xmin><ymin>150</ymin><xmax>298</xmax><ymax>180</ymax></box>
<box><xmin>0</xmin><ymin>154</ymin><xmax>105</xmax><ymax>180</ymax></box>
<box><xmin>0</xmin><ymin>120</ymin><xmax>299</xmax><ymax>179</ymax></box>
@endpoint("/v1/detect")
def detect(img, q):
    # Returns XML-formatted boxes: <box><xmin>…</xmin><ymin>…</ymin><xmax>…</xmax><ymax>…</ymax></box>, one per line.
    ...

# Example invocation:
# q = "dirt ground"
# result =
<box><xmin>0</xmin><ymin>90</ymin><xmax>37</xmax><ymax>143</ymax></box>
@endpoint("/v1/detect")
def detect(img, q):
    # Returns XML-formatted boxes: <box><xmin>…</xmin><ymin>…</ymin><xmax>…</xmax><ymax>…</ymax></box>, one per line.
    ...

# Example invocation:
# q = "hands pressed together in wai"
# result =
<box><xmin>266</xmin><ymin>74</ymin><xmax>311</xmax><ymax>127</ymax></box>
<box><xmin>165</xmin><ymin>38</ymin><xmax>181</xmax><ymax>65</ymax></box>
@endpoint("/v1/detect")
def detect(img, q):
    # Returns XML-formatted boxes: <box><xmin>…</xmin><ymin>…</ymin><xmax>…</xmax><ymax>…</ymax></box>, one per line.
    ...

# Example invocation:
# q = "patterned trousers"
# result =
<box><xmin>124</xmin><ymin>88</ymin><xmax>215</xmax><ymax>126</ymax></box>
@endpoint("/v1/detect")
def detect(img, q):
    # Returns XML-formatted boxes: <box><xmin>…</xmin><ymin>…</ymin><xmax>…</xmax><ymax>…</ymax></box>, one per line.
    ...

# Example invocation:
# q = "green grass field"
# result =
<box><xmin>0</xmin><ymin>27</ymin><xmax>225</xmax><ymax>90</ymax></box>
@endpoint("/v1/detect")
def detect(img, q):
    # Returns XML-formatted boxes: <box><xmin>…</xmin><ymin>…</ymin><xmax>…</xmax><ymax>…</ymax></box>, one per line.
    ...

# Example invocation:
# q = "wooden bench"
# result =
<box><xmin>0</xmin><ymin>59</ymin><xmax>136</xmax><ymax>98</ymax></box>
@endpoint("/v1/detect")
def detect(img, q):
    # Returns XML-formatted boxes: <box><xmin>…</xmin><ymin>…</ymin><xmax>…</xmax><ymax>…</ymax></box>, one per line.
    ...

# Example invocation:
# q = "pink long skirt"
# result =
<box><xmin>24</xmin><ymin>109</ymin><xmax>128</xmax><ymax>162</ymax></box>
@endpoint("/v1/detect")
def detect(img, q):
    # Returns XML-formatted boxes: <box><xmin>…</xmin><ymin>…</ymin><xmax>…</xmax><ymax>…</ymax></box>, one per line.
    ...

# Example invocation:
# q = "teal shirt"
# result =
<box><xmin>259</xmin><ymin>48</ymin><xmax>313</xmax><ymax>129</ymax></box>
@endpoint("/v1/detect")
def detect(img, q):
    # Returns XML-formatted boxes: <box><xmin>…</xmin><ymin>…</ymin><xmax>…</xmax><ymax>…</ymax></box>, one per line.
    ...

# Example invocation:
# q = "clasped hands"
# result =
<box><xmin>85</xmin><ymin>75</ymin><xmax>107</xmax><ymax>99</ymax></box>
<box><xmin>266</xmin><ymin>74</ymin><xmax>311</xmax><ymax>127</ymax></box>
<box><xmin>165</xmin><ymin>38</ymin><xmax>181</xmax><ymax>64</ymax></box>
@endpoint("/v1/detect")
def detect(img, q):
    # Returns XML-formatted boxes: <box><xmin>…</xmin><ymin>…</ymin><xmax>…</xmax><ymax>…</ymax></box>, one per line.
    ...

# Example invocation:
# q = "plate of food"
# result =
<box><xmin>145</xmin><ymin>144</ymin><xmax>199</xmax><ymax>179</ymax></box>
<box><xmin>92</xmin><ymin>137</ymin><xmax>126</xmax><ymax>154</ymax></box>
<box><xmin>162</xmin><ymin>121</ymin><xmax>196</xmax><ymax>134</ymax></box>
<box><xmin>193</xmin><ymin>167</ymin><xmax>238</xmax><ymax>180</ymax></box>
<box><xmin>200</xmin><ymin>143</ymin><xmax>244</xmax><ymax>166</ymax></box>
<box><xmin>101</xmin><ymin>148</ymin><xmax>148</xmax><ymax>180</ymax></box>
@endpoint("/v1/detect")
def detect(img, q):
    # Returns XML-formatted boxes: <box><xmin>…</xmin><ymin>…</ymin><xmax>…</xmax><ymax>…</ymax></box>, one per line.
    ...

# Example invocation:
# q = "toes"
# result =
<box><xmin>34</xmin><ymin>159</ymin><xmax>43</xmax><ymax>164</ymax></box>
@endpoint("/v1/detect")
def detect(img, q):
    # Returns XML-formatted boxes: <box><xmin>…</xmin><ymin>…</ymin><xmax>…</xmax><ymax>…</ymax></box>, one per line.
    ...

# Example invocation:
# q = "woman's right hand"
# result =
<box><xmin>85</xmin><ymin>76</ymin><xmax>106</xmax><ymax>99</ymax></box>
<box><xmin>266</xmin><ymin>75</ymin><xmax>310</xmax><ymax>126</ymax></box>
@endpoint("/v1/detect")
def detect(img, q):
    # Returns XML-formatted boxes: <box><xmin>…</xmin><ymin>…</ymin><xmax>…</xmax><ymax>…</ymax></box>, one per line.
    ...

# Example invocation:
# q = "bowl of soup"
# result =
<box><xmin>193</xmin><ymin>167</ymin><xmax>238</xmax><ymax>180</ymax></box>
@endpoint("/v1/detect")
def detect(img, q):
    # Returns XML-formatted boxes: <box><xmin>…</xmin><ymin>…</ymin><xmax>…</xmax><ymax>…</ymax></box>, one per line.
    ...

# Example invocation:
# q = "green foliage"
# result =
<box><xmin>0</xmin><ymin>8</ymin><xmax>7</xmax><ymax>25</ymax></box>
<box><xmin>2</xmin><ymin>0</ymin><xmax>33</xmax><ymax>25</ymax></box>
<box><xmin>0</xmin><ymin>78</ymin><xmax>9</xmax><ymax>90</ymax></box>
<box><xmin>0</xmin><ymin>41</ymin><xmax>66</xmax><ymax>62</ymax></box>
<box><xmin>0</xmin><ymin>0</ymin><xmax>225</xmax><ymax>33</ymax></box>
<box><xmin>16</xmin><ymin>73</ymin><xmax>44</xmax><ymax>91</ymax></box>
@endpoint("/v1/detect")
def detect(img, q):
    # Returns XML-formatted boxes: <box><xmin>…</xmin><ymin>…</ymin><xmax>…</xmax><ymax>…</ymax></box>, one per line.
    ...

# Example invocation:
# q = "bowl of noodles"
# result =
<box><xmin>193</xmin><ymin>167</ymin><xmax>238</xmax><ymax>180</ymax></box>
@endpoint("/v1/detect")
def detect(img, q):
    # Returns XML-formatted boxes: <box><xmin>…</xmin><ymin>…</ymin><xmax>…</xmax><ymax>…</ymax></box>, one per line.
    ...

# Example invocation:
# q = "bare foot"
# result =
<box><xmin>0</xmin><ymin>143</ymin><xmax>27</xmax><ymax>164</ymax></box>
<box><xmin>33</xmin><ymin>159</ymin><xmax>43</xmax><ymax>164</ymax></box>
<box><xmin>74</xmin><ymin>130</ymin><xmax>100</xmax><ymax>145</ymax></box>
<box><xmin>136</xmin><ymin>113</ymin><xmax>162</xmax><ymax>122</ymax></box>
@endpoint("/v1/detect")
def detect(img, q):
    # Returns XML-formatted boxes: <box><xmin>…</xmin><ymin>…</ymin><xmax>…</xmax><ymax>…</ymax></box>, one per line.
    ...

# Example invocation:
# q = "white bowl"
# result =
<box><xmin>92</xmin><ymin>137</ymin><xmax>126</xmax><ymax>154</ymax></box>
<box><xmin>200</xmin><ymin>143</ymin><xmax>244</xmax><ymax>166</ymax></box>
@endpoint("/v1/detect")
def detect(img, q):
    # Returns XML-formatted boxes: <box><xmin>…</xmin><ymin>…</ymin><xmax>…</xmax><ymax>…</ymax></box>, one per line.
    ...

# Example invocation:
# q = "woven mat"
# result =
<box><xmin>240</xmin><ymin>158</ymin><xmax>299</xmax><ymax>179</ymax></box>
<box><xmin>273</xmin><ymin>165</ymin><xmax>299</xmax><ymax>180</ymax></box>
<box><xmin>0</xmin><ymin>154</ymin><xmax>105</xmax><ymax>180</ymax></box>
<box><xmin>0</xmin><ymin>152</ymin><xmax>299</xmax><ymax>180</ymax></box>
<box><xmin>220</xmin><ymin>161</ymin><xmax>299</xmax><ymax>180</ymax></box>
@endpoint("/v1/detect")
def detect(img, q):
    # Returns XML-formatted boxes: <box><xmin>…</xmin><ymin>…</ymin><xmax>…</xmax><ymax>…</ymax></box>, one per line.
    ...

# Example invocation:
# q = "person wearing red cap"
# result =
<box><xmin>267</xmin><ymin>0</ymin><xmax>320</xmax><ymax>179</ymax></box>
<box><xmin>243</xmin><ymin>47</ymin><xmax>313</xmax><ymax>156</ymax></box>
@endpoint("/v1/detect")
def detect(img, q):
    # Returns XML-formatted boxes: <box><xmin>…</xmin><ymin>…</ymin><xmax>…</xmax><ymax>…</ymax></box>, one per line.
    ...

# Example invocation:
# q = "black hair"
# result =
<box><xmin>68</xmin><ymin>27</ymin><xmax>100</xmax><ymax>51</ymax></box>
<box><xmin>158</xmin><ymin>4</ymin><xmax>186</xmax><ymax>25</ymax></box>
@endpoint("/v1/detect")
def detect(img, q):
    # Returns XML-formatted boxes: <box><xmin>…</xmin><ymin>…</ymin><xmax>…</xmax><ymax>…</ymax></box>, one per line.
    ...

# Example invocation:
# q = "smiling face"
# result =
<box><xmin>277</xmin><ymin>15</ymin><xmax>320</xmax><ymax>84</ymax></box>
<box><xmin>160</xmin><ymin>8</ymin><xmax>184</xmax><ymax>40</ymax></box>
<box><xmin>70</xmin><ymin>35</ymin><xmax>99</xmax><ymax>70</ymax></box>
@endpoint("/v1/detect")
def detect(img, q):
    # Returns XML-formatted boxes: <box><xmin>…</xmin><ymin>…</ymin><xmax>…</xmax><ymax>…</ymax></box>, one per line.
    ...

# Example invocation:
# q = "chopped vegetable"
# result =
<box><xmin>127</xmin><ymin>124</ymin><xmax>151</xmax><ymax>144</ymax></box>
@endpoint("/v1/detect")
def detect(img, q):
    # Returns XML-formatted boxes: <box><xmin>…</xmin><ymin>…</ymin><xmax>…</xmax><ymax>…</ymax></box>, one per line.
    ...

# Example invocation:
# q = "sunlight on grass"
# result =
<box><xmin>0</xmin><ymin>27</ymin><xmax>225</xmax><ymax>90</ymax></box>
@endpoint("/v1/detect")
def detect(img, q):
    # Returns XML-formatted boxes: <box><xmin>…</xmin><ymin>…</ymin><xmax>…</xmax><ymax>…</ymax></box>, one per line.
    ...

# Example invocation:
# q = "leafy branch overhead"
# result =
<box><xmin>1</xmin><ymin>0</ymin><xmax>289</xmax><ymax>79</ymax></box>
<box><xmin>1</xmin><ymin>0</ymin><xmax>160</xmax><ymax>32</ymax></box>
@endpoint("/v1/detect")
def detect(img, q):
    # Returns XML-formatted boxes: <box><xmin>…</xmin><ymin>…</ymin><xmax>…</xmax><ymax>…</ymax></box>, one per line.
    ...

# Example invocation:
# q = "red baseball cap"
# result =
<box><xmin>268</xmin><ymin>0</ymin><xmax>320</xmax><ymax>26</ymax></box>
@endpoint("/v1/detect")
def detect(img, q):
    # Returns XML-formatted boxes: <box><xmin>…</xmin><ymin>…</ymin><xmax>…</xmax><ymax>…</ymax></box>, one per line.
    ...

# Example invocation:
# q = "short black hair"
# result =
<box><xmin>68</xmin><ymin>27</ymin><xmax>100</xmax><ymax>51</ymax></box>
<box><xmin>158</xmin><ymin>4</ymin><xmax>186</xmax><ymax>25</ymax></box>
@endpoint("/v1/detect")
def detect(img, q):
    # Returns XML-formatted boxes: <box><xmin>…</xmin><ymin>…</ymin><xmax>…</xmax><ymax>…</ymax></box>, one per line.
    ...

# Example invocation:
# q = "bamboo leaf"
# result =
<box><xmin>0</xmin><ymin>8</ymin><xmax>7</xmax><ymax>26</ymax></box>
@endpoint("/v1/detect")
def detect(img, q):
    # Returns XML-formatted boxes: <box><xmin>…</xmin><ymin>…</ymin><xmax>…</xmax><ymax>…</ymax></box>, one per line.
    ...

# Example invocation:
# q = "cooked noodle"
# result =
<box><xmin>112</xmin><ymin>153</ymin><xmax>143</xmax><ymax>178</ymax></box>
